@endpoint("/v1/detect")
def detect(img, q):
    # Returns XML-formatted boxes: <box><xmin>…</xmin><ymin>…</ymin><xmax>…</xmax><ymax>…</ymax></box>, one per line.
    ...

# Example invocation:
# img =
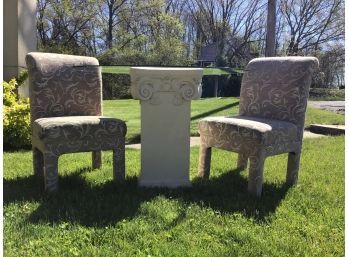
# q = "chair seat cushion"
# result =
<box><xmin>199</xmin><ymin>115</ymin><xmax>298</xmax><ymax>148</ymax></box>
<box><xmin>33</xmin><ymin>116</ymin><xmax>126</xmax><ymax>149</ymax></box>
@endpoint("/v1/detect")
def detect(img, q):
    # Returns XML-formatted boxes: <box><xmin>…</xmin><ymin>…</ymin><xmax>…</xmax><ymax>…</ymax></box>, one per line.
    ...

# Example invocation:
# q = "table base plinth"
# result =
<box><xmin>130</xmin><ymin>67</ymin><xmax>203</xmax><ymax>188</ymax></box>
<box><xmin>138</xmin><ymin>179</ymin><xmax>192</xmax><ymax>188</ymax></box>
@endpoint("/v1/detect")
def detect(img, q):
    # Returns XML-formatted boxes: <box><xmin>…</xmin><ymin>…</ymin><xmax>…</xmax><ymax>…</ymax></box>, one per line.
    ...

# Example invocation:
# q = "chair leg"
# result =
<box><xmin>92</xmin><ymin>151</ymin><xmax>102</xmax><ymax>169</ymax></box>
<box><xmin>237</xmin><ymin>153</ymin><xmax>248</xmax><ymax>170</ymax></box>
<box><xmin>286</xmin><ymin>151</ymin><xmax>301</xmax><ymax>185</ymax></box>
<box><xmin>43</xmin><ymin>153</ymin><xmax>59</xmax><ymax>192</ymax></box>
<box><xmin>198</xmin><ymin>145</ymin><xmax>212</xmax><ymax>179</ymax></box>
<box><xmin>248</xmin><ymin>153</ymin><xmax>266</xmax><ymax>197</ymax></box>
<box><xmin>33</xmin><ymin>147</ymin><xmax>44</xmax><ymax>177</ymax></box>
<box><xmin>113</xmin><ymin>139</ymin><xmax>125</xmax><ymax>182</ymax></box>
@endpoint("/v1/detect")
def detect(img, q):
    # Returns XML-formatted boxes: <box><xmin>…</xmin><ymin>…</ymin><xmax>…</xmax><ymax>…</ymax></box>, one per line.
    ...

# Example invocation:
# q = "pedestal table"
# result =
<box><xmin>130</xmin><ymin>67</ymin><xmax>203</xmax><ymax>187</ymax></box>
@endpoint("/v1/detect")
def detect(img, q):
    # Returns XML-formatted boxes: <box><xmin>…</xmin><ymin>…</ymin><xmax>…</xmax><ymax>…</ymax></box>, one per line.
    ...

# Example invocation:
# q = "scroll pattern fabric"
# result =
<box><xmin>198</xmin><ymin>57</ymin><xmax>319</xmax><ymax>196</ymax></box>
<box><xmin>26</xmin><ymin>52</ymin><xmax>102</xmax><ymax>121</ymax></box>
<box><xmin>26</xmin><ymin>52</ymin><xmax>126</xmax><ymax>192</ymax></box>
<box><xmin>32</xmin><ymin>116</ymin><xmax>126</xmax><ymax>155</ymax></box>
<box><xmin>199</xmin><ymin>57</ymin><xmax>319</xmax><ymax>157</ymax></box>
<box><xmin>239</xmin><ymin>57</ymin><xmax>319</xmax><ymax>141</ymax></box>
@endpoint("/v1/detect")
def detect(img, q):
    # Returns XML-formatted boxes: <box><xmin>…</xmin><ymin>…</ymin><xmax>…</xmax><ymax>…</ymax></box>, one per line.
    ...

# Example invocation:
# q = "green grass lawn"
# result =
<box><xmin>4</xmin><ymin>98</ymin><xmax>344</xmax><ymax>256</ymax></box>
<box><xmin>4</xmin><ymin>136</ymin><xmax>344</xmax><ymax>256</ymax></box>
<box><xmin>101</xmin><ymin>66</ymin><xmax>242</xmax><ymax>76</ymax></box>
<box><xmin>103</xmin><ymin>97</ymin><xmax>344</xmax><ymax>143</ymax></box>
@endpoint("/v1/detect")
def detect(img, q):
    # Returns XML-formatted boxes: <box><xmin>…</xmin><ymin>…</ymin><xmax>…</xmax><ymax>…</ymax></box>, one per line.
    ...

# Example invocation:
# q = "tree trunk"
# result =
<box><xmin>265</xmin><ymin>0</ymin><xmax>276</xmax><ymax>57</ymax></box>
<box><xmin>107</xmin><ymin>3</ymin><xmax>113</xmax><ymax>49</ymax></box>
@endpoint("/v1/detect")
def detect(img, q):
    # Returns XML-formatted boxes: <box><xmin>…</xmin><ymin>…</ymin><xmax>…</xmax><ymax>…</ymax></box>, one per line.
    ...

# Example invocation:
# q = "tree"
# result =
<box><xmin>280</xmin><ymin>0</ymin><xmax>343</xmax><ymax>55</ymax></box>
<box><xmin>316</xmin><ymin>44</ymin><xmax>344</xmax><ymax>87</ymax></box>
<box><xmin>187</xmin><ymin>0</ymin><xmax>265</xmax><ymax>65</ymax></box>
<box><xmin>37</xmin><ymin>0</ymin><xmax>49</xmax><ymax>46</ymax></box>
<box><xmin>98</xmin><ymin>0</ymin><xmax>127</xmax><ymax>49</ymax></box>
<box><xmin>187</xmin><ymin>0</ymin><xmax>235</xmax><ymax>57</ymax></box>
<box><xmin>37</xmin><ymin>0</ymin><xmax>100</xmax><ymax>55</ymax></box>
<box><xmin>99</xmin><ymin>0</ymin><xmax>188</xmax><ymax>65</ymax></box>
<box><xmin>224</xmin><ymin>0</ymin><xmax>266</xmax><ymax>66</ymax></box>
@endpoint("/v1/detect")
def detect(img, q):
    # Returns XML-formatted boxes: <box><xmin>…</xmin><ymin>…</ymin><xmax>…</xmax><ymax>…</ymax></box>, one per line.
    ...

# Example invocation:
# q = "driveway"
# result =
<box><xmin>308</xmin><ymin>101</ymin><xmax>345</xmax><ymax>114</ymax></box>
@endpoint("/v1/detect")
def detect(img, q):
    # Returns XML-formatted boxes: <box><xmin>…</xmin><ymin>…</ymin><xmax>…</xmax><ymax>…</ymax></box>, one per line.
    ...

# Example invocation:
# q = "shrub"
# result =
<box><xmin>201</xmin><ymin>74</ymin><xmax>242</xmax><ymax>98</ymax></box>
<box><xmin>221</xmin><ymin>74</ymin><xmax>242</xmax><ymax>97</ymax></box>
<box><xmin>3</xmin><ymin>78</ymin><xmax>31</xmax><ymax>149</ymax></box>
<box><xmin>309</xmin><ymin>88</ymin><xmax>345</xmax><ymax>101</ymax></box>
<box><xmin>102</xmin><ymin>74</ymin><xmax>132</xmax><ymax>99</ymax></box>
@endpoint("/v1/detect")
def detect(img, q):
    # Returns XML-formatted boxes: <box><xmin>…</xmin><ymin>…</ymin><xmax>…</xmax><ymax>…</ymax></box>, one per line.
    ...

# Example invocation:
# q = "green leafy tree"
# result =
<box><xmin>37</xmin><ymin>0</ymin><xmax>100</xmax><ymax>55</ymax></box>
<box><xmin>100</xmin><ymin>0</ymin><xmax>189</xmax><ymax>65</ymax></box>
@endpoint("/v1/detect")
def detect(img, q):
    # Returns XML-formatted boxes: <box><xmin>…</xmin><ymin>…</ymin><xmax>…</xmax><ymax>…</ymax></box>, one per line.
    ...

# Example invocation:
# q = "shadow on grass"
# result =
<box><xmin>4</xmin><ymin>168</ymin><xmax>289</xmax><ymax>227</ymax></box>
<box><xmin>127</xmin><ymin>134</ymin><xmax>141</xmax><ymax>144</ymax></box>
<box><xmin>190</xmin><ymin>102</ymin><xmax>239</xmax><ymax>122</ymax></box>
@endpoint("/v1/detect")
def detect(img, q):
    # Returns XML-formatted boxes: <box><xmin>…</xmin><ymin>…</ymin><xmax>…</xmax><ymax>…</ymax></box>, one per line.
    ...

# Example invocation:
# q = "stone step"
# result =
<box><xmin>303</xmin><ymin>131</ymin><xmax>326</xmax><ymax>138</ymax></box>
<box><xmin>308</xmin><ymin>124</ymin><xmax>345</xmax><ymax>135</ymax></box>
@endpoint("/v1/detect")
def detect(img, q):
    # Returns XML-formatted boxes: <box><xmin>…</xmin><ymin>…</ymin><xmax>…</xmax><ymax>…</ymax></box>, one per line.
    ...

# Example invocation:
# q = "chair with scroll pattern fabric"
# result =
<box><xmin>198</xmin><ymin>57</ymin><xmax>319</xmax><ymax>197</ymax></box>
<box><xmin>26</xmin><ymin>52</ymin><xmax>127</xmax><ymax>192</ymax></box>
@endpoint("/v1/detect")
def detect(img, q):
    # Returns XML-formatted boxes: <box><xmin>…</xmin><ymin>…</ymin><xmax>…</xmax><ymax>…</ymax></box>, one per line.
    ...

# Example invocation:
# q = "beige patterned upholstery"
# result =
<box><xmin>26</xmin><ymin>52</ymin><xmax>127</xmax><ymax>192</ymax></box>
<box><xmin>198</xmin><ymin>57</ymin><xmax>319</xmax><ymax>197</ymax></box>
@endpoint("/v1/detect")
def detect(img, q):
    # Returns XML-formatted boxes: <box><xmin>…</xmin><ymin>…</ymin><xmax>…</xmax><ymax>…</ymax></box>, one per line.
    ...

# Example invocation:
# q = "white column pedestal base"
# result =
<box><xmin>130</xmin><ymin>67</ymin><xmax>203</xmax><ymax>188</ymax></box>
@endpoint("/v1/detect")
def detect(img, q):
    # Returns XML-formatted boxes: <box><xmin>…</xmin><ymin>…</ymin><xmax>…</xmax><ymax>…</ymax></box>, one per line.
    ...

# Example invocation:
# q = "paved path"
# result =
<box><xmin>308</xmin><ymin>101</ymin><xmax>345</xmax><ymax>114</ymax></box>
<box><xmin>126</xmin><ymin>132</ymin><xmax>325</xmax><ymax>149</ymax></box>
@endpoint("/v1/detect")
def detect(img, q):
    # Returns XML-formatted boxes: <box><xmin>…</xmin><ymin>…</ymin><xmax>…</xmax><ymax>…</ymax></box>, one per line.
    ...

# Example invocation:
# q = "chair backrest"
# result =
<box><xmin>239</xmin><ymin>57</ymin><xmax>319</xmax><ymax>141</ymax></box>
<box><xmin>26</xmin><ymin>52</ymin><xmax>102</xmax><ymax>122</ymax></box>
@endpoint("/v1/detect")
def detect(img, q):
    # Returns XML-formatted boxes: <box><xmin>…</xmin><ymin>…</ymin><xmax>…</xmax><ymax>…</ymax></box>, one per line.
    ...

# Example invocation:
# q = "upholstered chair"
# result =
<box><xmin>26</xmin><ymin>52</ymin><xmax>127</xmax><ymax>192</ymax></box>
<box><xmin>198</xmin><ymin>57</ymin><xmax>319</xmax><ymax>197</ymax></box>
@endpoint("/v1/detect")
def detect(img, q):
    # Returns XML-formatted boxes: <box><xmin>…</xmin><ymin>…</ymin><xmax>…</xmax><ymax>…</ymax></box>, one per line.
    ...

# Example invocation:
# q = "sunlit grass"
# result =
<box><xmin>101</xmin><ymin>66</ymin><xmax>241</xmax><ymax>76</ymax></box>
<box><xmin>4</xmin><ymin>136</ymin><xmax>344</xmax><ymax>256</ymax></box>
<box><xmin>103</xmin><ymin>97</ymin><xmax>344</xmax><ymax>143</ymax></box>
